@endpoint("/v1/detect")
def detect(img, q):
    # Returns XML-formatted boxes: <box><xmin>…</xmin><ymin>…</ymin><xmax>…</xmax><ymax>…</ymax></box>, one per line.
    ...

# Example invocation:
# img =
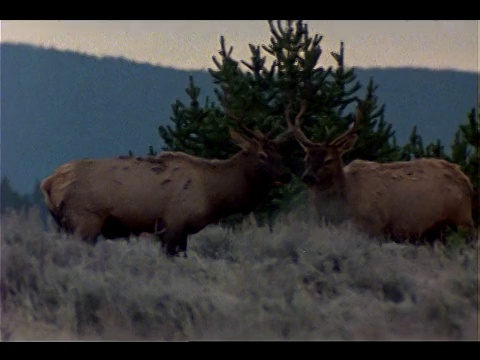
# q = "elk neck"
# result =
<box><xmin>309</xmin><ymin>169</ymin><xmax>350</xmax><ymax>223</ymax></box>
<box><xmin>203</xmin><ymin>151</ymin><xmax>276</xmax><ymax>215</ymax></box>
<box><xmin>313</xmin><ymin>167</ymin><xmax>348</xmax><ymax>202</ymax></box>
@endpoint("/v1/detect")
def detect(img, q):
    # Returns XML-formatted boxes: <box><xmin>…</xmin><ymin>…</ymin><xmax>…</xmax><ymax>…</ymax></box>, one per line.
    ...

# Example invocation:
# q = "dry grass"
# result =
<box><xmin>1</xmin><ymin>207</ymin><xmax>478</xmax><ymax>341</ymax></box>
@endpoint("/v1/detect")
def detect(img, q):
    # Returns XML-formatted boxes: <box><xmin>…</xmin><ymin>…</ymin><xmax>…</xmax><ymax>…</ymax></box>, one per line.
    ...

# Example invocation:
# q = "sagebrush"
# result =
<box><xmin>1</xmin><ymin>208</ymin><xmax>478</xmax><ymax>341</ymax></box>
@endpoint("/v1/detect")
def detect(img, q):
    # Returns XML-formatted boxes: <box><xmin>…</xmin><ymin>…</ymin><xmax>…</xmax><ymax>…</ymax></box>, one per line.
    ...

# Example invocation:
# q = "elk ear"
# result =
<box><xmin>229</xmin><ymin>128</ymin><xmax>253</xmax><ymax>152</ymax></box>
<box><xmin>335</xmin><ymin>133</ymin><xmax>358</xmax><ymax>155</ymax></box>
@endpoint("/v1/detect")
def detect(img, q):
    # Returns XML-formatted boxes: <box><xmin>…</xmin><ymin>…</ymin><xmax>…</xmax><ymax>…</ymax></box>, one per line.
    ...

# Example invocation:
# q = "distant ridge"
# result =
<box><xmin>1</xmin><ymin>43</ymin><xmax>477</xmax><ymax>193</ymax></box>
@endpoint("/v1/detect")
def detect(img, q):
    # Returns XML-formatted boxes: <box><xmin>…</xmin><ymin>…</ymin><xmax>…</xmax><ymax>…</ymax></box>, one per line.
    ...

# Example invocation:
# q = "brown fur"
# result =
<box><xmin>40</xmin><ymin>131</ymin><xmax>291</xmax><ymax>255</ymax></box>
<box><xmin>296</xmin><ymin>130</ymin><xmax>474</xmax><ymax>243</ymax></box>
<box><xmin>341</xmin><ymin>158</ymin><xmax>474</xmax><ymax>240</ymax></box>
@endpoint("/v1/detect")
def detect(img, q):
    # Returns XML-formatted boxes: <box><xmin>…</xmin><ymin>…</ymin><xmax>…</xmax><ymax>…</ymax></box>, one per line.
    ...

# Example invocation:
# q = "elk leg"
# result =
<box><xmin>463</xmin><ymin>223</ymin><xmax>477</xmax><ymax>246</ymax></box>
<box><xmin>74</xmin><ymin>227</ymin><xmax>100</xmax><ymax>245</ymax></box>
<box><xmin>72</xmin><ymin>213</ymin><xmax>103</xmax><ymax>245</ymax></box>
<box><xmin>153</xmin><ymin>219</ymin><xmax>166</xmax><ymax>244</ymax></box>
<box><xmin>162</xmin><ymin>228</ymin><xmax>188</xmax><ymax>257</ymax></box>
<box><xmin>179</xmin><ymin>235</ymin><xmax>188</xmax><ymax>259</ymax></box>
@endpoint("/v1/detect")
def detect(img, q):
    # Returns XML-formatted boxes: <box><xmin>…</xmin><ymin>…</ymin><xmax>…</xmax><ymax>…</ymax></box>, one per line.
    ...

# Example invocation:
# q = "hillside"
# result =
<box><xmin>1</xmin><ymin>43</ymin><xmax>477</xmax><ymax>193</ymax></box>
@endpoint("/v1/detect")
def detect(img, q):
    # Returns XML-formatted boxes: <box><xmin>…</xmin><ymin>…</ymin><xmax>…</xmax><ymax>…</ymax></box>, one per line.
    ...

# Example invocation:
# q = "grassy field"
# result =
<box><xmin>1</xmin><ymin>207</ymin><xmax>478</xmax><ymax>341</ymax></box>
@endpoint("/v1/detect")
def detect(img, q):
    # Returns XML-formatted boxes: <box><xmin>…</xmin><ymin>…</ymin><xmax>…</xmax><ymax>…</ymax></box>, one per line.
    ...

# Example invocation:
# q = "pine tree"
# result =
<box><xmin>450</xmin><ymin>107</ymin><xmax>479</xmax><ymax>226</ymax></box>
<box><xmin>147</xmin><ymin>145</ymin><xmax>157</xmax><ymax>157</ymax></box>
<box><xmin>28</xmin><ymin>179</ymin><xmax>50</xmax><ymax>225</ymax></box>
<box><xmin>425</xmin><ymin>139</ymin><xmax>448</xmax><ymax>159</ymax></box>
<box><xmin>158</xmin><ymin>75</ymin><xmax>234</xmax><ymax>159</ymax></box>
<box><xmin>1</xmin><ymin>176</ymin><xmax>29</xmax><ymax>213</ymax></box>
<box><xmin>402</xmin><ymin>125</ymin><xmax>425</xmax><ymax>160</ymax></box>
<box><xmin>402</xmin><ymin>126</ymin><xmax>449</xmax><ymax>161</ymax></box>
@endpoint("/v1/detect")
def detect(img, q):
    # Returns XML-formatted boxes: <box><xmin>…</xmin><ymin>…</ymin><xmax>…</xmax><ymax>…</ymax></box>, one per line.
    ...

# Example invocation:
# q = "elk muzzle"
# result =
<box><xmin>301</xmin><ymin>173</ymin><xmax>316</xmax><ymax>186</ymax></box>
<box><xmin>273</xmin><ymin>172</ymin><xmax>292</xmax><ymax>187</ymax></box>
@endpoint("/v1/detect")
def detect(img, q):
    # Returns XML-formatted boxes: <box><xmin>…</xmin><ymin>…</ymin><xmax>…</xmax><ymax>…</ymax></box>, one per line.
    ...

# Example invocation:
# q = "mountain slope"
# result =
<box><xmin>1</xmin><ymin>43</ymin><xmax>477</xmax><ymax>193</ymax></box>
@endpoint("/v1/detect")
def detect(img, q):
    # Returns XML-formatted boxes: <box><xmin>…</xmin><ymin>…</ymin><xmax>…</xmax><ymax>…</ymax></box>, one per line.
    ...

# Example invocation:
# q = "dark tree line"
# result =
<box><xmin>1</xmin><ymin>177</ymin><xmax>45</xmax><ymax>214</ymax></box>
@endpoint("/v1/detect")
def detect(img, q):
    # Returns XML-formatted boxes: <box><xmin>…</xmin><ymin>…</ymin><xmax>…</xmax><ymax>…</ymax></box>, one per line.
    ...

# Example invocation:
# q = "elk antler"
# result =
<box><xmin>265</xmin><ymin>114</ymin><xmax>283</xmax><ymax>140</ymax></box>
<box><xmin>283</xmin><ymin>100</ymin><xmax>317</xmax><ymax>147</ymax></box>
<box><xmin>224</xmin><ymin>106</ymin><xmax>264</xmax><ymax>142</ymax></box>
<box><xmin>330</xmin><ymin>100</ymin><xmax>363</xmax><ymax>146</ymax></box>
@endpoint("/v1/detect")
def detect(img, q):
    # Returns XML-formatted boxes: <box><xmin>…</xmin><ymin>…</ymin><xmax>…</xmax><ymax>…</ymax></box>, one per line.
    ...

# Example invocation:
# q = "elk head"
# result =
<box><xmin>286</xmin><ymin>100</ymin><xmax>361</xmax><ymax>189</ymax></box>
<box><xmin>226</xmin><ymin>108</ymin><xmax>293</xmax><ymax>187</ymax></box>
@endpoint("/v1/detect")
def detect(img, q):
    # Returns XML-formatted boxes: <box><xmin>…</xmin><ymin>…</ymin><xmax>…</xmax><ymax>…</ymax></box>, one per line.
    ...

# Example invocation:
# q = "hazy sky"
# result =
<box><xmin>1</xmin><ymin>20</ymin><xmax>478</xmax><ymax>72</ymax></box>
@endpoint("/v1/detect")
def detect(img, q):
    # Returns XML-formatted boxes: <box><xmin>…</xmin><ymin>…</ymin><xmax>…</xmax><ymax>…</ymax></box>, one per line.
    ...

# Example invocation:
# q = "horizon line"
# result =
<box><xmin>2</xmin><ymin>40</ymin><xmax>478</xmax><ymax>75</ymax></box>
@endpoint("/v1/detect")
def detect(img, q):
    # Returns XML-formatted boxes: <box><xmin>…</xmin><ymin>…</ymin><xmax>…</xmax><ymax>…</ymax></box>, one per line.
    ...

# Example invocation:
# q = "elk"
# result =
<box><xmin>287</xmin><ymin>101</ymin><xmax>475</xmax><ymax>243</ymax></box>
<box><xmin>41</xmin><ymin>119</ymin><xmax>292</xmax><ymax>256</ymax></box>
